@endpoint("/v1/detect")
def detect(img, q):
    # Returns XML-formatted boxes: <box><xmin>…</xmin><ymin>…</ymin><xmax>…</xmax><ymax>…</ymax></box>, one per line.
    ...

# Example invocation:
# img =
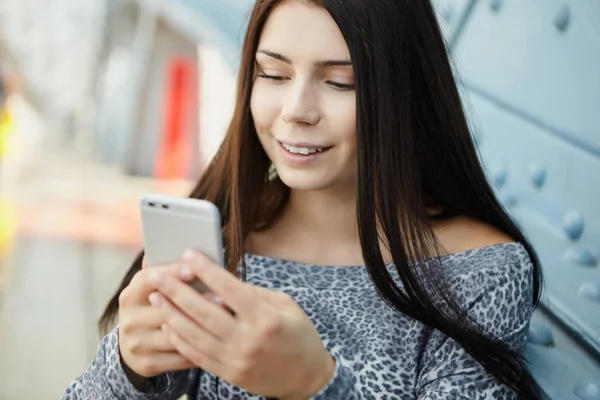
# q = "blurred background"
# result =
<box><xmin>0</xmin><ymin>0</ymin><xmax>598</xmax><ymax>398</ymax></box>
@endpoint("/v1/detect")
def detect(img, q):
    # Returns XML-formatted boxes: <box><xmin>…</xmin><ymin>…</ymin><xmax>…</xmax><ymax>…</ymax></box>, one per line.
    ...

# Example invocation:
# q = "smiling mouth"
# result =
<box><xmin>279</xmin><ymin>142</ymin><xmax>333</xmax><ymax>155</ymax></box>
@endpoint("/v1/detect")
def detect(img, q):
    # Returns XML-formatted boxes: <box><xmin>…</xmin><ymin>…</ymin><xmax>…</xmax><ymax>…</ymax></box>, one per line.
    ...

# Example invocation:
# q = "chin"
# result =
<box><xmin>276</xmin><ymin>169</ymin><xmax>333</xmax><ymax>191</ymax></box>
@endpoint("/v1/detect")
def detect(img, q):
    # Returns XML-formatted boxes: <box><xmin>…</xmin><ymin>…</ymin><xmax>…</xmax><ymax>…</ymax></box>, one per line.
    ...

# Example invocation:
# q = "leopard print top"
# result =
<box><xmin>61</xmin><ymin>242</ymin><xmax>534</xmax><ymax>399</ymax></box>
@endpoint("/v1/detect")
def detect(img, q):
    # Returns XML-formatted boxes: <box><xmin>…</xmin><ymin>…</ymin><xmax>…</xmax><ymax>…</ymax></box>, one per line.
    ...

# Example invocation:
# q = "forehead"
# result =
<box><xmin>257</xmin><ymin>0</ymin><xmax>351</xmax><ymax>61</ymax></box>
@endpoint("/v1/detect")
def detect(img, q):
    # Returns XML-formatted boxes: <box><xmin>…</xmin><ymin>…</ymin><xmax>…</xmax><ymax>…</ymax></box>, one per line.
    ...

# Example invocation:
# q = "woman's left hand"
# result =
<box><xmin>148</xmin><ymin>250</ymin><xmax>336</xmax><ymax>400</ymax></box>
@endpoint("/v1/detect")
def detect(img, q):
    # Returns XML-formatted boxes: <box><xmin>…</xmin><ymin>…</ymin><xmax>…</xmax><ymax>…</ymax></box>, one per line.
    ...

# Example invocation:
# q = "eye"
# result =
<box><xmin>327</xmin><ymin>81</ymin><xmax>355</xmax><ymax>91</ymax></box>
<box><xmin>258</xmin><ymin>73</ymin><xmax>287</xmax><ymax>81</ymax></box>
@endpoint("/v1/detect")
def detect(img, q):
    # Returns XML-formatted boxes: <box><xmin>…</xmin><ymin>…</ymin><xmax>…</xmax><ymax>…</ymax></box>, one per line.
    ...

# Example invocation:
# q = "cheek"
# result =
<box><xmin>329</xmin><ymin>97</ymin><xmax>357</xmax><ymax>146</ymax></box>
<box><xmin>250</xmin><ymin>85</ymin><xmax>282</xmax><ymax>132</ymax></box>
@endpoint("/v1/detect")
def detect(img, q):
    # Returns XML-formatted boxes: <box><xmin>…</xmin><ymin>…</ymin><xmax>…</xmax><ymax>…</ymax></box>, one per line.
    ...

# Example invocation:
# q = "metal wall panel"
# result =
<box><xmin>447</xmin><ymin>1</ymin><xmax>600</xmax><ymax>398</ymax></box>
<box><xmin>453</xmin><ymin>0</ymin><xmax>600</xmax><ymax>154</ymax></box>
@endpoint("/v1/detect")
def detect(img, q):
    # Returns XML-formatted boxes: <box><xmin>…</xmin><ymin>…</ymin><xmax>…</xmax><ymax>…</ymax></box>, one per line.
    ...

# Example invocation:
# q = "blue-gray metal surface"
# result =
<box><xmin>446</xmin><ymin>0</ymin><xmax>600</xmax><ymax>398</ymax></box>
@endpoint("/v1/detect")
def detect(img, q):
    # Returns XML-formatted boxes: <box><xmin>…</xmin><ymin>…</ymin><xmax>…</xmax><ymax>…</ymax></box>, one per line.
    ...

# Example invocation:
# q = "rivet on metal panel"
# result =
<box><xmin>564</xmin><ymin>248</ymin><xmax>598</xmax><ymax>267</ymax></box>
<box><xmin>527</xmin><ymin>324</ymin><xmax>554</xmax><ymax>347</ymax></box>
<box><xmin>563</xmin><ymin>210</ymin><xmax>585</xmax><ymax>240</ymax></box>
<box><xmin>490</xmin><ymin>0</ymin><xmax>503</xmax><ymax>13</ymax></box>
<box><xmin>574</xmin><ymin>379</ymin><xmax>600</xmax><ymax>400</ymax></box>
<box><xmin>554</xmin><ymin>5</ymin><xmax>571</xmax><ymax>33</ymax></box>
<box><xmin>492</xmin><ymin>166</ymin><xmax>508</xmax><ymax>187</ymax></box>
<box><xmin>578</xmin><ymin>282</ymin><xmax>600</xmax><ymax>302</ymax></box>
<box><xmin>529</xmin><ymin>164</ymin><xmax>546</xmax><ymax>188</ymax></box>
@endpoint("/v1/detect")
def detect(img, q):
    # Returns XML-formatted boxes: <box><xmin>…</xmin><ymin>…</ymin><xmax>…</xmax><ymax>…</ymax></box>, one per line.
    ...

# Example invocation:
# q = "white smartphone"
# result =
<box><xmin>140</xmin><ymin>193</ymin><xmax>224</xmax><ymax>292</ymax></box>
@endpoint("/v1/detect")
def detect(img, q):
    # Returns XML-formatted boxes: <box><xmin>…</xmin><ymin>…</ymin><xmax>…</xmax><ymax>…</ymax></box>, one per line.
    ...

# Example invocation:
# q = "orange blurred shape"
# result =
<box><xmin>155</xmin><ymin>57</ymin><xmax>198</xmax><ymax>180</ymax></box>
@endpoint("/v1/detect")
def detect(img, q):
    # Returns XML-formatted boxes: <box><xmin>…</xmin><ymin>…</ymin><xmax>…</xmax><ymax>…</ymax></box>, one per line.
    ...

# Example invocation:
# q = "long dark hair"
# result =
<box><xmin>100</xmin><ymin>0</ymin><xmax>543</xmax><ymax>397</ymax></box>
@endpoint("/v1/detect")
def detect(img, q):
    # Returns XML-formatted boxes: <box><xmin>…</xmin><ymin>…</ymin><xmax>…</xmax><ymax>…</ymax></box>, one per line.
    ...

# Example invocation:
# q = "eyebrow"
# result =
<box><xmin>257</xmin><ymin>49</ymin><xmax>352</xmax><ymax>67</ymax></box>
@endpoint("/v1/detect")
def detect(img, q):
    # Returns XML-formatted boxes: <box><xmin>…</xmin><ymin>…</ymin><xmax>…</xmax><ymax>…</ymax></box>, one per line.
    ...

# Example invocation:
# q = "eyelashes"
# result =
<box><xmin>257</xmin><ymin>73</ymin><xmax>355</xmax><ymax>91</ymax></box>
<box><xmin>328</xmin><ymin>81</ymin><xmax>356</xmax><ymax>90</ymax></box>
<box><xmin>258</xmin><ymin>73</ymin><xmax>286</xmax><ymax>81</ymax></box>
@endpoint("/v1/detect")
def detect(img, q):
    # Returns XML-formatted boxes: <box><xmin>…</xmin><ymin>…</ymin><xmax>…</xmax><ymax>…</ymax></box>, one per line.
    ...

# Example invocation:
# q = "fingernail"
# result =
<box><xmin>161</xmin><ymin>323</ymin><xmax>169</xmax><ymax>333</ymax></box>
<box><xmin>148</xmin><ymin>293</ymin><xmax>162</xmax><ymax>307</ymax></box>
<box><xmin>183</xmin><ymin>249</ymin><xmax>197</xmax><ymax>261</ymax></box>
<box><xmin>211</xmin><ymin>295</ymin><xmax>224</xmax><ymax>305</ymax></box>
<box><xmin>180</xmin><ymin>265</ymin><xmax>193</xmax><ymax>280</ymax></box>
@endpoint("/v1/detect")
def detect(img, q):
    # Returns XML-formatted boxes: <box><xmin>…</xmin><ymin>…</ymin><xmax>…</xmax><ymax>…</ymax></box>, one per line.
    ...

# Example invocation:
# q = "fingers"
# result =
<box><xmin>121</xmin><ymin>328</ymin><xmax>179</xmax><ymax>354</ymax></box>
<box><xmin>181</xmin><ymin>250</ymin><xmax>262</xmax><ymax>318</ymax></box>
<box><xmin>150</xmin><ymin>277</ymin><xmax>236</xmax><ymax>340</ymax></box>
<box><xmin>152</xmin><ymin>276</ymin><xmax>236</xmax><ymax>340</ymax></box>
<box><xmin>136</xmin><ymin>352</ymin><xmax>196</xmax><ymax>375</ymax></box>
<box><xmin>119</xmin><ymin>306</ymin><xmax>165</xmax><ymax>330</ymax></box>
<box><xmin>162</xmin><ymin>324</ymin><xmax>225</xmax><ymax>377</ymax></box>
<box><xmin>153</xmin><ymin>295</ymin><xmax>225</xmax><ymax>358</ymax></box>
<box><xmin>120</xmin><ymin>264</ymin><xmax>197</xmax><ymax>306</ymax></box>
<box><xmin>143</xmin><ymin>330</ymin><xmax>179</xmax><ymax>353</ymax></box>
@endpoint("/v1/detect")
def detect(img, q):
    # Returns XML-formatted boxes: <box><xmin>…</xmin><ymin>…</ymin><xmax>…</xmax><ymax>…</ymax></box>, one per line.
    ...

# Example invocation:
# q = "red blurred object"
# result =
<box><xmin>155</xmin><ymin>57</ymin><xmax>198</xmax><ymax>179</ymax></box>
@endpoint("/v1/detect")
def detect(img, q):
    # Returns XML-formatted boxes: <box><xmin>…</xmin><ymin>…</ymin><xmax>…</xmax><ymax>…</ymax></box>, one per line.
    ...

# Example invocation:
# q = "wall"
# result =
<box><xmin>435</xmin><ymin>1</ymin><xmax>600</xmax><ymax>398</ymax></box>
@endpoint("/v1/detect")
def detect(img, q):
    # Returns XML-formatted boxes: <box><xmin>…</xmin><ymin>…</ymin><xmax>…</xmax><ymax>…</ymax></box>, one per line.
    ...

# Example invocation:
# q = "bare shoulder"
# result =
<box><xmin>433</xmin><ymin>215</ymin><xmax>517</xmax><ymax>256</ymax></box>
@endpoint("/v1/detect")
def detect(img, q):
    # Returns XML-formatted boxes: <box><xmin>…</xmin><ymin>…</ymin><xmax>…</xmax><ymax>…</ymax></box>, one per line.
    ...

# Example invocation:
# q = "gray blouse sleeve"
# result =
<box><xmin>59</xmin><ymin>326</ymin><xmax>189</xmax><ymax>400</ymax></box>
<box><xmin>415</xmin><ymin>260</ymin><xmax>534</xmax><ymax>399</ymax></box>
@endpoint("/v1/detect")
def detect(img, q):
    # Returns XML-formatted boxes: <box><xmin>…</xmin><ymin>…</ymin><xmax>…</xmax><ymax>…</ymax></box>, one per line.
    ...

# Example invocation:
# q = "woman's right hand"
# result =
<box><xmin>117</xmin><ymin>258</ymin><xmax>196</xmax><ymax>388</ymax></box>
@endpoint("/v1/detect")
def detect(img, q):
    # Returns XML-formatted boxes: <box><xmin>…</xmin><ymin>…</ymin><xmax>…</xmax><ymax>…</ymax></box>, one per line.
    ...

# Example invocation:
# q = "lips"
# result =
<box><xmin>275</xmin><ymin>140</ymin><xmax>332</xmax><ymax>166</ymax></box>
<box><xmin>278</xmin><ymin>141</ymin><xmax>333</xmax><ymax>156</ymax></box>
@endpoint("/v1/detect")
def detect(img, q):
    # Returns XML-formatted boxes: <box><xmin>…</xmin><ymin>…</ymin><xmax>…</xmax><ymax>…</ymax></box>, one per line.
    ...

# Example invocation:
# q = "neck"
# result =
<box><xmin>246</xmin><ymin>184</ymin><xmax>365</xmax><ymax>266</ymax></box>
<box><xmin>246</xmin><ymin>182</ymin><xmax>453</xmax><ymax>265</ymax></box>
<box><xmin>284</xmin><ymin>187</ymin><xmax>358</xmax><ymax>241</ymax></box>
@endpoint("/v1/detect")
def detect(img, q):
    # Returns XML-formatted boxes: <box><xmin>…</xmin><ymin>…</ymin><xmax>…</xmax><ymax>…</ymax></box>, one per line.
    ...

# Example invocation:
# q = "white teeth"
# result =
<box><xmin>281</xmin><ymin>142</ymin><xmax>322</xmax><ymax>155</ymax></box>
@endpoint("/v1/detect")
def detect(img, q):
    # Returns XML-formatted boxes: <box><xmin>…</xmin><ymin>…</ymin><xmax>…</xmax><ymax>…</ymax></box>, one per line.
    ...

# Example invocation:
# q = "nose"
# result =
<box><xmin>281</xmin><ymin>79</ymin><xmax>321</xmax><ymax>125</ymax></box>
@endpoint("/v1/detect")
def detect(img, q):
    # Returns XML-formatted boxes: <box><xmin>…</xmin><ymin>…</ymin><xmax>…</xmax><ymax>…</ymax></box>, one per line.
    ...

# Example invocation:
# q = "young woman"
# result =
<box><xmin>62</xmin><ymin>0</ymin><xmax>544</xmax><ymax>398</ymax></box>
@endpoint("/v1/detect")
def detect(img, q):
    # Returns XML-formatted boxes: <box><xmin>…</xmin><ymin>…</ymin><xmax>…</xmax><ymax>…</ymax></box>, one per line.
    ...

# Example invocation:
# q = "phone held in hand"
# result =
<box><xmin>140</xmin><ymin>194</ymin><xmax>224</xmax><ymax>293</ymax></box>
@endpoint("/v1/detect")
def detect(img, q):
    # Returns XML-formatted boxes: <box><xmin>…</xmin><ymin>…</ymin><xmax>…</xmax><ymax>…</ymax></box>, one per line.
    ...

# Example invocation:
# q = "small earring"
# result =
<box><xmin>268</xmin><ymin>163</ymin><xmax>278</xmax><ymax>181</ymax></box>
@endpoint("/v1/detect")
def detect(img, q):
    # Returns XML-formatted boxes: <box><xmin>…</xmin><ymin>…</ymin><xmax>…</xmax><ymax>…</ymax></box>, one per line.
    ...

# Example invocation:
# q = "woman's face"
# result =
<box><xmin>251</xmin><ymin>0</ymin><xmax>357</xmax><ymax>192</ymax></box>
